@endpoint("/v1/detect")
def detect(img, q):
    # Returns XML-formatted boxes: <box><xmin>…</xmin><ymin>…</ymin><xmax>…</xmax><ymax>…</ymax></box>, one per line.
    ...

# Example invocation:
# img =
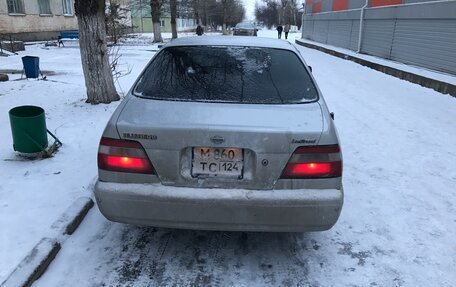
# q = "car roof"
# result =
<box><xmin>165</xmin><ymin>36</ymin><xmax>296</xmax><ymax>51</ymax></box>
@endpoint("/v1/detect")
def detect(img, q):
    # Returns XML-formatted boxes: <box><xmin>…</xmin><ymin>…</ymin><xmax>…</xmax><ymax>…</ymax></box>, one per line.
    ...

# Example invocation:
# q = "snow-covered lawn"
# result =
<box><xmin>1</xmin><ymin>30</ymin><xmax>455</xmax><ymax>286</ymax></box>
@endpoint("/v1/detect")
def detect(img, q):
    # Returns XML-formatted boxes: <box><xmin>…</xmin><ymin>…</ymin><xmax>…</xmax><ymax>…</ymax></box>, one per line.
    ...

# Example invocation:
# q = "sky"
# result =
<box><xmin>243</xmin><ymin>0</ymin><xmax>256</xmax><ymax>20</ymax></box>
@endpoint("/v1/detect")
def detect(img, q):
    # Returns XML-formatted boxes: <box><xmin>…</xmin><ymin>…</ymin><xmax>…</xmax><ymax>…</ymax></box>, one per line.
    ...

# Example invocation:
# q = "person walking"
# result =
<box><xmin>196</xmin><ymin>25</ymin><xmax>203</xmax><ymax>36</ymax></box>
<box><xmin>284</xmin><ymin>24</ymin><xmax>290</xmax><ymax>40</ymax></box>
<box><xmin>276</xmin><ymin>25</ymin><xmax>283</xmax><ymax>39</ymax></box>
<box><xmin>58</xmin><ymin>36</ymin><xmax>65</xmax><ymax>47</ymax></box>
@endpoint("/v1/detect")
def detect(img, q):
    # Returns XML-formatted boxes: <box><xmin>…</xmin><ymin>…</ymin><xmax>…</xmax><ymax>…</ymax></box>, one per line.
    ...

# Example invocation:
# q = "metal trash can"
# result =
<box><xmin>9</xmin><ymin>106</ymin><xmax>48</xmax><ymax>153</ymax></box>
<box><xmin>22</xmin><ymin>56</ymin><xmax>40</xmax><ymax>79</ymax></box>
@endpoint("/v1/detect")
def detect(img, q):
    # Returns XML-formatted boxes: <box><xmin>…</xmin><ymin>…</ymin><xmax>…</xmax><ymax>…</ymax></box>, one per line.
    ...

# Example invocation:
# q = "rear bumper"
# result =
<box><xmin>94</xmin><ymin>181</ymin><xmax>343</xmax><ymax>232</ymax></box>
<box><xmin>233</xmin><ymin>31</ymin><xmax>256</xmax><ymax>36</ymax></box>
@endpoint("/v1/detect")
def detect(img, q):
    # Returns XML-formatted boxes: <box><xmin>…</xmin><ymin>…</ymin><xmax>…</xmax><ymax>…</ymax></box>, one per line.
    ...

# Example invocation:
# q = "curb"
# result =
<box><xmin>1</xmin><ymin>197</ymin><xmax>94</xmax><ymax>287</ymax></box>
<box><xmin>1</xmin><ymin>239</ymin><xmax>61</xmax><ymax>287</ymax></box>
<box><xmin>295</xmin><ymin>39</ymin><xmax>456</xmax><ymax>98</ymax></box>
<box><xmin>64</xmin><ymin>198</ymin><xmax>94</xmax><ymax>235</ymax></box>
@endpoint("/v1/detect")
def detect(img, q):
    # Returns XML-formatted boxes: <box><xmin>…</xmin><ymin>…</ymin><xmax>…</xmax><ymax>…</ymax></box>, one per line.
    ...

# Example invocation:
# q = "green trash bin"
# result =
<box><xmin>9</xmin><ymin>106</ymin><xmax>48</xmax><ymax>153</ymax></box>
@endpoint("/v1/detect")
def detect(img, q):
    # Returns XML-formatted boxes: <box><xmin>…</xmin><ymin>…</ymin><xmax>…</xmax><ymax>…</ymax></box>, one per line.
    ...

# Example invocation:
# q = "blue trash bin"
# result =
<box><xmin>22</xmin><ymin>56</ymin><xmax>40</xmax><ymax>79</ymax></box>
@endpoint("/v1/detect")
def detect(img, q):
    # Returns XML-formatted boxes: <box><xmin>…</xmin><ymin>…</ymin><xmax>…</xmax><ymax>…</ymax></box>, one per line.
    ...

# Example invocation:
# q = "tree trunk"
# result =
<box><xmin>222</xmin><ymin>0</ymin><xmax>228</xmax><ymax>35</ymax></box>
<box><xmin>75</xmin><ymin>0</ymin><xmax>119</xmax><ymax>104</ymax></box>
<box><xmin>293</xmin><ymin>8</ymin><xmax>297</xmax><ymax>25</ymax></box>
<box><xmin>150</xmin><ymin>0</ymin><xmax>163</xmax><ymax>42</ymax></box>
<box><xmin>202</xmin><ymin>0</ymin><xmax>207</xmax><ymax>26</ymax></box>
<box><xmin>193</xmin><ymin>0</ymin><xmax>200</xmax><ymax>25</ymax></box>
<box><xmin>170</xmin><ymin>0</ymin><xmax>178</xmax><ymax>39</ymax></box>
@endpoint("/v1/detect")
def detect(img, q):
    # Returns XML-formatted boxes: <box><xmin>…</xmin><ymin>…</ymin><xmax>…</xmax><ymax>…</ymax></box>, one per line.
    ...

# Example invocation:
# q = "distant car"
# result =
<box><xmin>95</xmin><ymin>36</ymin><xmax>343</xmax><ymax>232</ymax></box>
<box><xmin>233</xmin><ymin>22</ymin><xmax>257</xmax><ymax>36</ymax></box>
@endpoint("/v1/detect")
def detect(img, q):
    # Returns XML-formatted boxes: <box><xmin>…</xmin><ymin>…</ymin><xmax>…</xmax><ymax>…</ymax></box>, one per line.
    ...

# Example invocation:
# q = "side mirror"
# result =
<box><xmin>308</xmin><ymin>66</ymin><xmax>312</xmax><ymax>73</ymax></box>
<box><xmin>255</xmin><ymin>29</ymin><xmax>259</xmax><ymax>31</ymax></box>
<box><xmin>330</xmin><ymin>112</ymin><xmax>335</xmax><ymax>120</ymax></box>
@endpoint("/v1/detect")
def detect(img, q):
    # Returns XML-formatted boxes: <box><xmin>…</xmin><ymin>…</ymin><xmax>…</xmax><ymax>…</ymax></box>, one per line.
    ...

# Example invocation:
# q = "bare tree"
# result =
<box><xmin>255</xmin><ymin>0</ymin><xmax>300</xmax><ymax>28</ymax></box>
<box><xmin>221</xmin><ymin>0</ymin><xmax>228</xmax><ymax>34</ymax></box>
<box><xmin>170</xmin><ymin>0</ymin><xmax>178</xmax><ymax>38</ymax></box>
<box><xmin>224</xmin><ymin>0</ymin><xmax>245</xmax><ymax>27</ymax></box>
<box><xmin>150</xmin><ymin>0</ymin><xmax>163</xmax><ymax>42</ymax></box>
<box><xmin>190</xmin><ymin>0</ymin><xmax>243</xmax><ymax>31</ymax></box>
<box><xmin>75</xmin><ymin>0</ymin><xmax>119</xmax><ymax>104</ymax></box>
<box><xmin>191</xmin><ymin>0</ymin><xmax>200</xmax><ymax>24</ymax></box>
<box><xmin>106</xmin><ymin>0</ymin><xmax>131</xmax><ymax>44</ymax></box>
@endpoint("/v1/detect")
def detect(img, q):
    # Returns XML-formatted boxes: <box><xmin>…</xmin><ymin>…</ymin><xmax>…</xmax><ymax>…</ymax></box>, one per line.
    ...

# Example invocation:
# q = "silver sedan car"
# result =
<box><xmin>233</xmin><ymin>22</ymin><xmax>258</xmax><ymax>36</ymax></box>
<box><xmin>95</xmin><ymin>36</ymin><xmax>343</xmax><ymax>232</ymax></box>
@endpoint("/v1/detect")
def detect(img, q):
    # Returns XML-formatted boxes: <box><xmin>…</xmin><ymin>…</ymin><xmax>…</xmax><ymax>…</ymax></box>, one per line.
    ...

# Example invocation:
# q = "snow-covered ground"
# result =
<box><xmin>0</xmin><ymin>42</ymin><xmax>154</xmax><ymax>282</ymax></box>
<box><xmin>1</xmin><ymin>30</ymin><xmax>455</xmax><ymax>286</ymax></box>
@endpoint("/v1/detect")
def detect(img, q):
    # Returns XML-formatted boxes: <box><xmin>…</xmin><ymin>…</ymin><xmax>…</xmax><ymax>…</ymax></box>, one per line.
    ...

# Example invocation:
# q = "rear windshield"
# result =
<box><xmin>236</xmin><ymin>22</ymin><xmax>255</xmax><ymax>29</ymax></box>
<box><xmin>133</xmin><ymin>46</ymin><xmax>318</xmax><ymax>104</ymax></box>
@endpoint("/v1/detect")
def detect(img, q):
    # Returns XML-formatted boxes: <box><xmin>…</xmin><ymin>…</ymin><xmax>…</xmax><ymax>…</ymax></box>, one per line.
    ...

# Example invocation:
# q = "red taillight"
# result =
<box><xmin>98</xmin><ymin>137</ymin><xmax>154</xmax><ymax>174</ymax></box>
<box><xmin>280</xmin><ymin>145</ymin><xmax>342</xmax><ymax>179</ymax></box>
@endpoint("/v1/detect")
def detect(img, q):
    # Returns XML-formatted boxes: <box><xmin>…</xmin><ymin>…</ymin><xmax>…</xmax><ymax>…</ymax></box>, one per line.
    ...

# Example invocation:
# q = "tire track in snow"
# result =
<box><xmin>101</xmin><ymin>228</ymin><xmax>315</xmax><ymax>286</ymax></box>
<box><xmin>112</xmin><ymin>226</ymin><xmax>173</xmax><ymax>286</ymax></box>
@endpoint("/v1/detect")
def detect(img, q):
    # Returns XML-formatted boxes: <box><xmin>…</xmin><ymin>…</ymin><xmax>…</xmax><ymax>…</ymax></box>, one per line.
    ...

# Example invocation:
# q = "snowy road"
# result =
<box><xmin>31</xmin><ymin>34</ymin><xmax>456</xmax><ymax>286</ymax></box>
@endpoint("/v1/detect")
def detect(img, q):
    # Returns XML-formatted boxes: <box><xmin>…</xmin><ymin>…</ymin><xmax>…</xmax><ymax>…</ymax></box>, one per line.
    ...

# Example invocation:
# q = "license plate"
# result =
<box><xmin>192</xmin><ymin>147</ymin><xmax>243</xmax><ymax>178</ymax></box>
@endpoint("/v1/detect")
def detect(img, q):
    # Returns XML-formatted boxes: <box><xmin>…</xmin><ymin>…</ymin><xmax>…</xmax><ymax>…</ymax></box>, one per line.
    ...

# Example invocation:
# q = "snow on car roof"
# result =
<box><xmin>166</xmin><ymin>36</ymin><xmax>295</xmax><ymax>50</ymax></box>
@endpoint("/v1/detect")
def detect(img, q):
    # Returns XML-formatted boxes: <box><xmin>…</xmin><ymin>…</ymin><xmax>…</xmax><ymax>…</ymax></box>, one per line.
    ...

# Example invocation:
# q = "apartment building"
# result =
<box><xmin>0</xmin><ymin>0</ymin><xmax>132</xmax><ymax>41</ymax></box>
<box><xmin>0</xmin><ymin>0</ymin><xmax>77</xmax><ymax>41</ymax></box>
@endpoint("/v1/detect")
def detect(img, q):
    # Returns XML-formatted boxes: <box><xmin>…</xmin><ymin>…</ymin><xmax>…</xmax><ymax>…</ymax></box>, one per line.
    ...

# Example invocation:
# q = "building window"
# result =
<box><xmin>160</xmin><ymin>20</ymin><xmax>165</xmax><ymax>27</ymax></box>
<box><xmin>62</xmin><ymin>0</ymin><xmax>73</xmax><ymax>15</ymax></box>
<box><xmin>38</xmin><ymin>0</ymin><xmax>52</xmax><ymax>14</ymax></box>
<box><xmin>7</xmin><ymin>0</ymin><xmax>25</xmax><ymax>14</ymax></box>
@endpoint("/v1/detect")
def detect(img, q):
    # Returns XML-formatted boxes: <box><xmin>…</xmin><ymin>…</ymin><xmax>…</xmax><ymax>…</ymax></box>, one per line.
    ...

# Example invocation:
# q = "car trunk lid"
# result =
<box><xmin>115</xmin><ymin>97</ymin><xmax>323</xmax><ymax>189</ymax></box>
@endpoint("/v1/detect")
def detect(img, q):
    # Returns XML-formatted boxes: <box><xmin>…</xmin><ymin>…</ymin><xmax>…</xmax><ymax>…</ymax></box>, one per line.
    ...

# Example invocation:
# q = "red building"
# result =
<box><xmin>305</xmin><ymin>0</ymin><xmax>430</xmax><ymax>14</ymax></box>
